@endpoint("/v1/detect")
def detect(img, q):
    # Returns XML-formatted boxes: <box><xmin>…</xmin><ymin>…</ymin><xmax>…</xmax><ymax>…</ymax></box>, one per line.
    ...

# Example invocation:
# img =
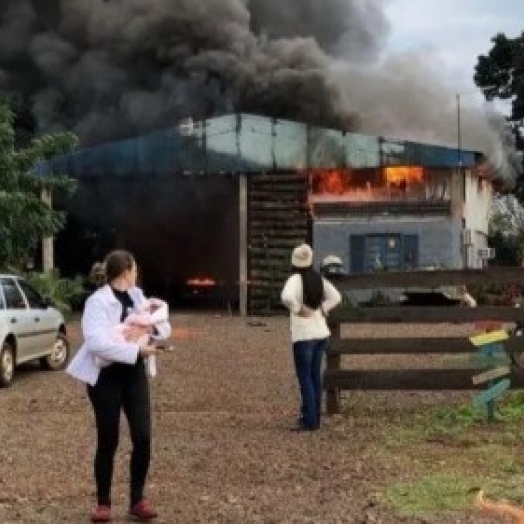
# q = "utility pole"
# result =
<box><xmin>456</xmin><ymin>93</ymin><xmax>462</xmax><ymax>166</ymax></box>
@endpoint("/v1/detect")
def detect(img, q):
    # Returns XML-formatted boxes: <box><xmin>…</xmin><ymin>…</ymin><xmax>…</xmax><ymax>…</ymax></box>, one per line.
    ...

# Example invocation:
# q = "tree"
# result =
<box><xmin>0</xmin><ymin>102</ymin><xmax>78</xmax><ymax>269</ymax></box>
<box><xmin>488</xmin><ymin>194</ymin><xmax>524</xmax><ymax>265</ymax></box>
<box><xmin>474</xmin><ymin>32</ymin><xmax>524</xmax><ymax>198</ymax></box>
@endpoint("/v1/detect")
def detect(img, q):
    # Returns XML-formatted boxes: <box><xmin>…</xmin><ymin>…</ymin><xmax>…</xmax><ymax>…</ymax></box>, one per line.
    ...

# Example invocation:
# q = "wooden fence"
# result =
<box><xmin>324</xmin><ymin>267</ymin><xmax>524</xmax><ymax>415</ymax></box>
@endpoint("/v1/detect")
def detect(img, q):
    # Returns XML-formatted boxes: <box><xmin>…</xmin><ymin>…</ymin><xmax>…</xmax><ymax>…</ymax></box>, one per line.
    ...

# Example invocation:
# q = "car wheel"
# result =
<box><xmin>40</xmin><ymin>334</ymin><xmax>70</xmax><ymax>371</ymax></box>
<box><xmin>0</xmin><ymin>341</ymin><xmax>15</xmax><ymax>388</ymax></box>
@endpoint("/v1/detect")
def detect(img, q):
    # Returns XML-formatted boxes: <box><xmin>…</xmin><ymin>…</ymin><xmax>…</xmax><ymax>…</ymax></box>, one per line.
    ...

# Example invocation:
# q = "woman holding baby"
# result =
<box><xmin>67</xmin><ymin>250</ymin><xmax>171</xmax><ymax>522</ymax></box>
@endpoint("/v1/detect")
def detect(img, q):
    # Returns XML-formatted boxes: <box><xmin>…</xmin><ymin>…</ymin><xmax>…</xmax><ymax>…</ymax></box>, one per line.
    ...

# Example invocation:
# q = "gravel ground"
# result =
<box><xmin>0</xmin><ymin>314</ymin><xmax>512</xmax><ymax>523</ymax></box>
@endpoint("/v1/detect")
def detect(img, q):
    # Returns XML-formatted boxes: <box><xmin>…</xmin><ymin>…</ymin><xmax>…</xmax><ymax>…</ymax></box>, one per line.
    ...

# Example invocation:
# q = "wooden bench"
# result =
<box><xmin>324</xmin><ymin>267</ymin><xmax>524</xmax><ymax>415</ymax></box>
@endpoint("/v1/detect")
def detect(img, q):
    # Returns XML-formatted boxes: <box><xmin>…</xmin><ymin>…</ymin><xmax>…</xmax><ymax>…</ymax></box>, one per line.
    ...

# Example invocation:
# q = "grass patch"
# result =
<box><xmin>379</xmin><ymin>391</ymin><xmax>524</xmax><ymax>448</ymax></box>
<box><xmin>374</xmin><ymin>392</ymin><xmax>524</xmax><ymax>518</ymax></box>
<box><xmin>384</xmin><ymin>473</ymin><xmax>479</xmax><ymax>517</ymax></box>
<box><xmin>384</xmin><ymin>470</ymin><xmax>524</xmax><ymax>518</ymax></box>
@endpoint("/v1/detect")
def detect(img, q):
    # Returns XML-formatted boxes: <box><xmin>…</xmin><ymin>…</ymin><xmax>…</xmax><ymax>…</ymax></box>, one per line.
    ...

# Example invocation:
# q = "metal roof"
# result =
<box><xmin>39</xmin><ymin>113</ymin><xmax>480</xmax><ymax>178</ymax></box>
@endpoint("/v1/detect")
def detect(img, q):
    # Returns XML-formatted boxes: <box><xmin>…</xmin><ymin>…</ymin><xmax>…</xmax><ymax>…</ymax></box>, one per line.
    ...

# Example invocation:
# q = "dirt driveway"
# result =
<box><xmin>0</xmin><ymin>314</ymin><xmax>516</xmax><ymax>523</ymax></box>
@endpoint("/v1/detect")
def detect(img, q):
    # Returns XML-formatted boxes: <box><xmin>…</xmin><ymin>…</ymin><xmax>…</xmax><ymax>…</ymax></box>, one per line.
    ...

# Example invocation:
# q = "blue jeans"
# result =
<box><xmin>292</xmin><ymin>338</ymin><xmax>328</xmax><ymax>429</ymax></box>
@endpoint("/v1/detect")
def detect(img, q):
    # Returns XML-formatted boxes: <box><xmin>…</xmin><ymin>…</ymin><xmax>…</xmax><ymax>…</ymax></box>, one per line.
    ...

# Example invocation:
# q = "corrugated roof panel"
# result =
<box><xmin>38</xmin><ymin>113</ymin><xmax>480</xmax><ymax>178</ymax></box>
<box><xmin>273</xmin><ymin>119</ymin><xmax>307</xmax><ymax>169</ymax></box>
<box><xmin>307</xmin><ymin>127</ymin><xmax>347</xmax><ymax>169</ymax></box>
<box><xmin>238</xmin><ymin>114</ymin><xmax>274</xmax><ymax>167</ymax></box>
<box><xmin>346</xmin><ymin>133</ymin><xmax>380</xmax><ymax>168</ymax></box>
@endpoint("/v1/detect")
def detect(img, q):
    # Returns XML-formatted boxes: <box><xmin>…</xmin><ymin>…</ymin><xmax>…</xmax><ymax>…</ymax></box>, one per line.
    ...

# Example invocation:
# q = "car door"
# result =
<box><xmin>0</xmin><ymin>277</ymin><xmax>35</xmax><ymax>363</ymax></box>
<box><xmin>15</xmin><ymin>279</ymin><xmax>57</xmax><ymax>359</ymax></box>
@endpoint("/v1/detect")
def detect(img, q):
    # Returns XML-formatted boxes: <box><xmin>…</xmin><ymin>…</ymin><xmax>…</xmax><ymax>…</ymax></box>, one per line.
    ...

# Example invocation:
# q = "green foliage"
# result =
<box><xmin>488</xmin><ymin>195</ymin><xmax>524</xmax><ymax>265</ymax></box>
<box><xmin>488</xmin><ymin>230</ymin><xmax>520</xmax><ymax>266</ymax></box>
<box><xmin>468</xmin><ymin>282</ymin><xmax>517</xmax><ymax>305</ymax></box>
<box><xmin>24</xmin><ymin>270</ymin><xmax>84</xmax><ymax>317</ymax></box>
<box><xmin>475</xmin><ymin>31</ymin><xmax>524</xmax><ymax>198</ymax></box>
<box><xmin>0</xmin><ymin>102</ymin><xmax>78</xmax><ymax>268</ymax></box>
<box><xmin>475</xmin><ymin>32</ymin><xmax>524</xmax><ymax>123</ymax></box>
<box><xmin>496</xmin><ymin>391</ymin><xmax>524</xmax><ymax>422</ymax></box>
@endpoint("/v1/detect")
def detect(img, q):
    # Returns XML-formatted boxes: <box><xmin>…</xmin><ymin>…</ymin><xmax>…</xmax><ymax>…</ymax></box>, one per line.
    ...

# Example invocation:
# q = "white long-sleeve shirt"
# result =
<box><xmin>280</xmin><ymin>274</ymin><xmax>342</xmax><ymax>342</ymax></box>
<box><xmin>66</xmin><ymin>284</ymin><xmax>172</xmax><ymax>385</ymax></box>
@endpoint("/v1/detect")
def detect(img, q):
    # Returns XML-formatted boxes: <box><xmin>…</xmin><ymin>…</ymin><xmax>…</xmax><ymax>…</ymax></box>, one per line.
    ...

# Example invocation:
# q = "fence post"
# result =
<box><xmin>326</xmin><ymin>322</ymin><xmax>341</xmax><ymax>415</ymax></box>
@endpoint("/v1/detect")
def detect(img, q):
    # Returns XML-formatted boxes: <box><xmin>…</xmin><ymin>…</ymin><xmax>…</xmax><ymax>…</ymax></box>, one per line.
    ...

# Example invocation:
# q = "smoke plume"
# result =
<box><xmin>1</xmin><ymin>0</ymin><xmax>376</xmax><ymax>141</ymax></box>
<box><xmin>0</xmin><ymin>0</ymin><xmax>520</xmax><ymax>183</ymax></box>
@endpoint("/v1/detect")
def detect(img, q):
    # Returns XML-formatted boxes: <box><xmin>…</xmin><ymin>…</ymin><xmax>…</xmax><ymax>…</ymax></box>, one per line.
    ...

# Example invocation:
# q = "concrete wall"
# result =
<box><xmin>463</xmin><ymin>171</ymin><xmax>492</xmax><ymax>268</ymax></box>
<box><xmin>313</xmin><ymin>216</ymin><xmax>463</xmax><ymax>272</ymax></box>
<box><xmin>313</xmin><ymin>216</ymin><xmax>463</xmax><ymax>304</ymax></box>
<box><xmin>464</xmin><ymin>171</ymin><xmax>492</xmax><ymax>234</ymax></box>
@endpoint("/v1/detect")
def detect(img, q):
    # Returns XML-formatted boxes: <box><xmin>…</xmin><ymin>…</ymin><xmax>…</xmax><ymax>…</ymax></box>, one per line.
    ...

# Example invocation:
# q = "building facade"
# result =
<box><xmin>41</xmin><ymin>114</ymin><xmax>497</xmax><ymax>313</ymax></box>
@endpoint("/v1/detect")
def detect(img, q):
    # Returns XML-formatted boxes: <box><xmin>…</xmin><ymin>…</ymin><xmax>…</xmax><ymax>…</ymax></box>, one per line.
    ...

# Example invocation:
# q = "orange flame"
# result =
<box><xmin>308</xmin><ymin>166</ymin><xmax>430</xmax><ymax>203</ymax></box>
<box><xmin>310</xmin><ymin>169</ymin><xmax>351</xmax><ymax>195</ymax></box>
<box><xmin>186</xmin><ymin>277</ymin><xmax>216</xmax><ymax>287</ymax></box>
<box><xmin>384</xmin><ymin>166</ymin><xmax>424</xmax><ymax>185</ymax></box>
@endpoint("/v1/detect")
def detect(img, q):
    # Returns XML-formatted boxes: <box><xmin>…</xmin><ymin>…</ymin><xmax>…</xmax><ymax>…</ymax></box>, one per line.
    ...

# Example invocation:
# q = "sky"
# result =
<box><xmin>385</xmin><ymin>0</ymin><xmax>524</xmax><ymax>104</ymax></box>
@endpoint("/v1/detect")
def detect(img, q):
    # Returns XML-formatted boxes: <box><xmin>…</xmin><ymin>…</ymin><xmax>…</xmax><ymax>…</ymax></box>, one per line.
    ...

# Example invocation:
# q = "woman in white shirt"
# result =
<box><xmin>281</xmin><ymin>244</ymin><xmax>341</xmax><ymax>431</ymax></box>
<box><xmin>67</xmin><ymin>250</ymin><xmax>171</xmax><ymax>522</ymax></box>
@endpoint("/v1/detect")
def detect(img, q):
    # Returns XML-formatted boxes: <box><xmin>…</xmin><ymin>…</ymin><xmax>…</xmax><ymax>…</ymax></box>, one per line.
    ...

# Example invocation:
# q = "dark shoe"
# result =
<box><xmin>129</xmin><ymin>499</ymin><xmax>158</xmax><ymax>521</ymax></box>
<box><xmin>91</xmin><ymin>505</ymin><xmax>112</xmax><ymax>523</ymax></box>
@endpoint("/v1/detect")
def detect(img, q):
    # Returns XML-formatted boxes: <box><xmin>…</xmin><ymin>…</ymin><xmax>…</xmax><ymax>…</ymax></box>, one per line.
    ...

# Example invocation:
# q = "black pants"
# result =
<box><xmin>87</xmin><ymin>360</ymin><xmax>151</xmax><ymax>507</ymax></box>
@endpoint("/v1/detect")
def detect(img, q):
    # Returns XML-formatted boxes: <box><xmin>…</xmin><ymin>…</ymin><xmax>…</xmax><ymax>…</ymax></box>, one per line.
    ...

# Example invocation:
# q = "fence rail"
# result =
<box><xmin>325</xmin><ymin>267</ymin><xmax>524</xmax><ymax>414</ymax></box>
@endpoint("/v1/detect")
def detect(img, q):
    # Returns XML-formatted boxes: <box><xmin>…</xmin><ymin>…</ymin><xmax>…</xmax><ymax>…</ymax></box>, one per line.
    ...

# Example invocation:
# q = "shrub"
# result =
<box><xmin>25</xmin><ymin>269</ymin><xmax>84</xmax><ymax>317</ymax></box>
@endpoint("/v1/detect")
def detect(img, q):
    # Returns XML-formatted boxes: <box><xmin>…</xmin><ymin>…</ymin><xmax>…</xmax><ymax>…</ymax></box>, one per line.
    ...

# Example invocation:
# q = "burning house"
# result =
<box><xmin>41</xmin><ymin>113</ymin><xmax>499</xmax><ymax>314</ymax></box>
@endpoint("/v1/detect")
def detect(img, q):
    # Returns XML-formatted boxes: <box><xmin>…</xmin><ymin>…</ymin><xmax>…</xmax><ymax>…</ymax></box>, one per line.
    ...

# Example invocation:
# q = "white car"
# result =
<box><xmin>0</xmin><ymin>274</ymin><xmax>70</xmax><ymax>387</ymax></box>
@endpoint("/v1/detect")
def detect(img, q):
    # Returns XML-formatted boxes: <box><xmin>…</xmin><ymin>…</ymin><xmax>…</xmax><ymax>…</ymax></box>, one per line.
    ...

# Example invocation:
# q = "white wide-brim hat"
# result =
<box><xmin>291</xmin><ymin>244</ymin><xmax>313</xmax><ymax>268</ymax></box>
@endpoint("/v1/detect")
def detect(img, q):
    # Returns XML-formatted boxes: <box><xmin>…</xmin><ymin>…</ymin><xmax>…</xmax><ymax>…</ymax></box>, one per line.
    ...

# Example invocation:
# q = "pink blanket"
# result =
<box><xmin>96</xmin><ymin>298</ymin><xmax>169</xmax><ymax>376</ymax></box>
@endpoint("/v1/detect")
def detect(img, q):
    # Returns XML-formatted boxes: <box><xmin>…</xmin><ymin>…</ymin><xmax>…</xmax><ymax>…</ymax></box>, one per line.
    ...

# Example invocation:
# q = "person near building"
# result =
<box><xmin>320</xmin><ymin>254</ymin><xmax>346</xmax><ymax>278</ymax></box>
<box><xmin>281</xmin><ymin>244</ymin><xmax>342</xmax><ymax>431</ymax></box>
<box><xmin>67</xmin><ymin>250</ymin><xmax>171</xmax><ymax>522</ymax></box>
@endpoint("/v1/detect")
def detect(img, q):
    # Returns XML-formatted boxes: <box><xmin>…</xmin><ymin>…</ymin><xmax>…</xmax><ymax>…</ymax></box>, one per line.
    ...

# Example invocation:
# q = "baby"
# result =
<box><xmin>116</xmin><ymin>298</ymin><xmax>168</xmax><ymax>346</ymax></box>
<box><xmin>96</xmin><ymin>298</ymin><xmax>169</xmax><ymax>376</ymax></box>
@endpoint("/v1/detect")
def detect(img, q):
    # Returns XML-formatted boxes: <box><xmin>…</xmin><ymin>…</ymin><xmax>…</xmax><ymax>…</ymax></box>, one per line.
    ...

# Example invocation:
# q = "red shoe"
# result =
<box><xmin>91</xmin><ymin>504</ymin><xmax>112</xmax><ymax>523</ymax></box>
<box><xmin>129</xmin><ymin>499</ymin><xmax>158</xmax><ymax>521</ymax></box>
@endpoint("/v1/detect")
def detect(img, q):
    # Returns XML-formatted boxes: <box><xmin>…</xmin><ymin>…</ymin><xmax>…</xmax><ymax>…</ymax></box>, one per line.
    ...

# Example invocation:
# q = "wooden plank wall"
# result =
<box><xmin>247</xmin><ymin>172</ymin><xmax>310</xmax><ymax>315</ymax></box>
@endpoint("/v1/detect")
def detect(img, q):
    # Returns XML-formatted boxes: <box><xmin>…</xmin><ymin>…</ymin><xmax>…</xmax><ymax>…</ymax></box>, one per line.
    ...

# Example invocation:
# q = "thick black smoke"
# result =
<box><xmin>1</xmin><ymin>0</ymin><xmax>520</xmax><ymax>187</ymax></box>
<box><xmin>249</xmin><ymin>0</ymin><xmax>389</xmax><ymax>61</ymax></box>
<box><xmin>0</xmin><ymin>0</ymin><xmax>389</xmax><ymax>144</ymax></box>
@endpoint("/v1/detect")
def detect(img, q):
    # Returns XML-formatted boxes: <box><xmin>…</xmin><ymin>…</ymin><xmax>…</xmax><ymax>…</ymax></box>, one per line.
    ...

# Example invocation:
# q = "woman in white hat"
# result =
<box><xmin>281</xmin><ymin>244</ymin><xmax>342</xmax><ymax>431</ymax></box>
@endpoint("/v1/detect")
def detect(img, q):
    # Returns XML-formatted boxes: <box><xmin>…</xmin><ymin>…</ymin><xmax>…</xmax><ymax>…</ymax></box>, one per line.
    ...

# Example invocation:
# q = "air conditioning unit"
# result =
<box><xmin>462</xmin><ymin>228</ymin><xmax>473</xmax><ymax>246</ymax></box>
<box><xmin>477</xmin><ymin>247</ymin><xmax>496</xmax><ymax>260</ymax></box>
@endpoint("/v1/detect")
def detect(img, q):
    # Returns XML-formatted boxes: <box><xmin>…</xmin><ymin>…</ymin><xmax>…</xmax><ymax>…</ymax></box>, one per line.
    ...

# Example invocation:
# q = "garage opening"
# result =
<box><xmin>55</xmin><ymin>174</ymin><xmax>239</xmax><ymax>310</ymax></box>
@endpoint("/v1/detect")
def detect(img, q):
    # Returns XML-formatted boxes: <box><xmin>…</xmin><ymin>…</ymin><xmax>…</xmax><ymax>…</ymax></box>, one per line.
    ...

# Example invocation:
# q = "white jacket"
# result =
<box><xmin>281</xmin><ymin>274</ymin><xmax>342</xmax><ymax>342</ymax></box>
<box><xmin>66</xmin><ymin>285</ymin><xmax>172</xmax><ymax>386</ymax></box>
